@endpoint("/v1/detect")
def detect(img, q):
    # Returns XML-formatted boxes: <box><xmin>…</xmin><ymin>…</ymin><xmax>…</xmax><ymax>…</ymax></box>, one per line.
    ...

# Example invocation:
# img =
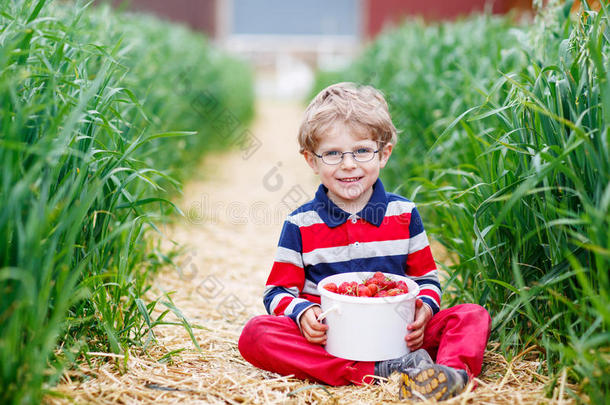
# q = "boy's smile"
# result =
<box><xmin>304</xmin><ymin>122</ymin><xmax>393</xmax><ymax>214</ymax></box>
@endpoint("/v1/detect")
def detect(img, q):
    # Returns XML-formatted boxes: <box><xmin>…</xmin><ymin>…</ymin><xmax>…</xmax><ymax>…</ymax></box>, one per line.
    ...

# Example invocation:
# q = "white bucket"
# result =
<box><xmin>317</xmin><ymin>272</ymin><xmax>419</xmax><ymax>362</ymax></box>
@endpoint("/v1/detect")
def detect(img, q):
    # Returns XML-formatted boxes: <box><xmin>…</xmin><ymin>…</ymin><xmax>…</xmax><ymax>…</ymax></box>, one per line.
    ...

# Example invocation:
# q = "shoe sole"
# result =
<box><xmin>399</xmin><ymin>366</ymin><xmax>456</xmax><ymax>401</ymax></box>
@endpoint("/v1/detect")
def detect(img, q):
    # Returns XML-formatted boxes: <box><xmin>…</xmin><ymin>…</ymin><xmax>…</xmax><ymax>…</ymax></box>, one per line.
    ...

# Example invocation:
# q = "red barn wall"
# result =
<box><xmin>365</xmin><ymin>0</ymin><xmax>532</xmax><ymax>38</ymax></box>
<box><xmin>110</xmin><ymin>0</ymin><xmax>217</xmax><ymax>37</ymax></box>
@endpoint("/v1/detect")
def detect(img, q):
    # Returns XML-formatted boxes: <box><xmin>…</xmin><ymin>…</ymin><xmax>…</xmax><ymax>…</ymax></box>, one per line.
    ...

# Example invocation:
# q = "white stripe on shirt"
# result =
<box><xmin>275</xmin><ymin>246</ymin><xmax>304</xmax><ymax>268</ymax></box>
<box><xmin>415</xmin><ymin>282</ymin><xmax>442</xmax><ymax>298</ymax></box>
<box><xmin>408</xmin><ymin>231</ymin><xmax>430</xmax><ymax>254</ymax></box>
<box><xmin>285</xmin><ymin>297</ymin><xmax>310</xmax><ymax>315</ymax></box>
<box><xmin>268</xmin><ymin>292</ymin><xmax>295</xmax><ymax>313</ymax></box>
<box><xmin>302</xmin><ymin>278</ymin><xmax>319</xmax><ymax>295</ymax></box>
<box><xmin>287</xmin><ymin>210</ymin><xmax>324</xmax><ymax>228</ymax></box>
<box><xmin>302</xmin><ymin>239</ymin><xmax>410</xmax><ymax>266</ymax></box>
<box><xmin>264</xmin><ymin>284</ymin><xmax>299</xmax><ymax>297</ymax></box>
<box><xmin>385</xmin><ymin>200</ymin><xmax>416</xmax><ymax>217</ymax></box>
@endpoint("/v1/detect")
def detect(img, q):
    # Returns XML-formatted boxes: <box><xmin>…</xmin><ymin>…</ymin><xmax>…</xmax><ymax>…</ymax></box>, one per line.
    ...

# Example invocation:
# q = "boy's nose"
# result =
<box><xmin>340</xmin><ymin>153</ymin><xmax>358</xmax><ymax>168</ymax></box>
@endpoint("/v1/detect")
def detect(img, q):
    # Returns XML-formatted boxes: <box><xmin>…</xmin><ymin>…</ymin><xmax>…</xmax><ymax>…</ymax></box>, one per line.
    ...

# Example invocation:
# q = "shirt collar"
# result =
<box><xmin>313</xmin><ymin>178</ymin><xmax>388</xmax><ymax>228</ymax></box>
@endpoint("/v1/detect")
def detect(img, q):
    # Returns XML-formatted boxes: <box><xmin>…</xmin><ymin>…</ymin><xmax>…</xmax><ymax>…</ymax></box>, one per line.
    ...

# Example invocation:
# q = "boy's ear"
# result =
<box><xmin>303</xmin><ymin>151</ymin><xmax>320</xmax><ymax>174</ymax></box>
<box><xmin>379</xmin><ymin>143</ymin><xmax>393</xmax><ymax>169</ymax></box>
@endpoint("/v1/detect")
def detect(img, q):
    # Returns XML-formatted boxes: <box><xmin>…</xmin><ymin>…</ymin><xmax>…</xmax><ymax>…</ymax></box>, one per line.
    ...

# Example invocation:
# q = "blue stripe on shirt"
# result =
<box><xmin>277</xmin><ymin>220</ymin><xmax>302</xmax><ymax>252</ymax></box>
<box><xmin>413</xmin><ymin>278</ymin><xmax>441</xmax><ymax>291</ymax></box>
<box><xmin>408</xmin><ymin>207</ymin><xmax>425</xmax><ymax>236</ymax></box>
<box><xmin>420</xmin><ymin>296</ymin><xmax>440</xmax><ymax>313</ymax></box>
<box><xmin>263</xmin><ymin>286</ymin><xmax>296</xmax><ymax>314</ymax></box>
<box><xmin>287</xmin><ymin>301</ymin><xmax>317</xmax><ymax>323</ymax></box>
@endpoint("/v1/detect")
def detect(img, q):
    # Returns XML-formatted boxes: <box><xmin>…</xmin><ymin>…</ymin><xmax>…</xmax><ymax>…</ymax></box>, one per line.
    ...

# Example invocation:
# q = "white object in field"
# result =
<box><xmin>317</xmin><ymin>272</ymin><xmax>419</xmax><ymax>362</ymax></box>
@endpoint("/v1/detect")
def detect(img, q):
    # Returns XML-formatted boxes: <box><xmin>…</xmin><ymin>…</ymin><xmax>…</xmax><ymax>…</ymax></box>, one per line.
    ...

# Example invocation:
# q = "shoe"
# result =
<box><xmin>399</xmin><ymin>364</ymin><xmax>468</xmax><ymax>401</ymax></box>
<box><xmin>374</xmin><ymin>349</ymin><xmax>433</xmax><ymax>378</ymax></box>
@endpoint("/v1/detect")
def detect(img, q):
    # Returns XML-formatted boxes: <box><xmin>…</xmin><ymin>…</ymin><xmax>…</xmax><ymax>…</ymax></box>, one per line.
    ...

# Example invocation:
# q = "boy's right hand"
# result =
<box><xmin>300</xmin><ymin>306</ymin><xmax>329</xmax><ymax>345</ymax></box>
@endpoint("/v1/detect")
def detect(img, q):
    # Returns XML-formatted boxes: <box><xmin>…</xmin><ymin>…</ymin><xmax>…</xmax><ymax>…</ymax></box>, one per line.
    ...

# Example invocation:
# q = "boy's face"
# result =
<box><xmin>304</xmin><ymin>122</ymin><xmax>393</xmax><ymax>212</ymax></box>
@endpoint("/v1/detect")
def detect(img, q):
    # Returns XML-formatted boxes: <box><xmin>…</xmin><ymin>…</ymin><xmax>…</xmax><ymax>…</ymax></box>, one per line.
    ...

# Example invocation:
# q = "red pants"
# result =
<box><xmin>238</xmin><ymin>304</ymin><xmax>491</xmax><ymax>386</ymax></box>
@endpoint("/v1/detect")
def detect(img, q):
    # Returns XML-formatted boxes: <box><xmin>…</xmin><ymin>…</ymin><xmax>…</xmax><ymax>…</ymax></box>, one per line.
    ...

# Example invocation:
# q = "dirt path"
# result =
<box><xmin>158</xmin><ymin>99</ymin><xmax>318</xmax><ymax>326</ymax></box>
<box><xmin>49</xmin><ymin>100</ymin><xmax>576</xmax><ymax>404</ymax></box>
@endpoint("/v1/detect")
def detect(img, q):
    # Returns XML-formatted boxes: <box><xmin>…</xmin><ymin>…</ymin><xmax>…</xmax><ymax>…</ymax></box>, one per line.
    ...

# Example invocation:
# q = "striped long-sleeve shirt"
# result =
<box><xmin>264</xmin><ymin>179</ymin><xmax>441</xmax><ymax>326</ymax></box>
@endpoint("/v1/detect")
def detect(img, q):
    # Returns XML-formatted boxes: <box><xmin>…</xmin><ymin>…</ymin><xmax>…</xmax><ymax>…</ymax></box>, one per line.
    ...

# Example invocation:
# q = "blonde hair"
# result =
<box><xmin>298</xmin><ymin>82</ymin><xmax>398</xmax><ymax>154</ymax></box>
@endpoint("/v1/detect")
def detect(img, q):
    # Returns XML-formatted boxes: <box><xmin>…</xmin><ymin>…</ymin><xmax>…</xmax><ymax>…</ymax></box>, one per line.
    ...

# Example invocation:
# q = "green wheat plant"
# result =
<box><xmin>431</xmin><ymin>3</ymin><xmax>610</xmax><ymax>400</ymax></box>
<box><xmin>312</xmin><ymin>1</ymin><xmax>608</xmax><ymax>400</ymax></box>
<box><xmin>0</xmin><ymin>0</ymin><xmax>253</xmax><ymax>403</ymax></box>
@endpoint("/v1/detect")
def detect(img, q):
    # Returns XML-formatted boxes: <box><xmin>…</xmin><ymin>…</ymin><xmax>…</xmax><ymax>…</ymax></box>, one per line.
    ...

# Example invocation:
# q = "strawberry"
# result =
<box><xmin>338</xmin><ymin>281</ymin><xmax>357</xmax><ymax>296</ymax></box>
<box><xmin>323</xmin><ymin>282</ymin><xmax>338</xmax><ymax>293</ymax></box>
<box><xmin>364</xmin><ymin>271</ymin><xmax>385</xmax><ymax>285</ymax></box>
<box><xmin>367</xmin><ymin>283</ymin><xmax>379</xmax><ymax>296</ymax></box>
<box><xmin>338</xmin><ymin>282</ymin><xmax>351</xmax><ymax>295</ymax></box>
<box><xmin>357</xmin><ymin>285</ymin><xmax>372</xmax><ymax>297</ymax></box>
<box><xmin>348</xmin><ymin>281</ymin><xmax>359</xmax><ymax>296</ymax></box>
<box><xmin>377</xmin><ymin>277</ymin><xmax>394</xmax><ymax>291</ymax></box>
<box><xmin>396</xmin><ymin>280</ymin><xmax>409</xmax><ymax>293</ymax></box>
<box><xmin>330</xmin><ymin>274</ymin><xmax>408</xmax><ymax>297</ymax></box>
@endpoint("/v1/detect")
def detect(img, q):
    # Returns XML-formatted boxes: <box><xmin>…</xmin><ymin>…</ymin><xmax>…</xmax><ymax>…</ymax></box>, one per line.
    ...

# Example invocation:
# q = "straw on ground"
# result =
<box><xmin>46</xmin><ymin>101</ymin><xmax>580</xmax><ymax>405</ymax></box>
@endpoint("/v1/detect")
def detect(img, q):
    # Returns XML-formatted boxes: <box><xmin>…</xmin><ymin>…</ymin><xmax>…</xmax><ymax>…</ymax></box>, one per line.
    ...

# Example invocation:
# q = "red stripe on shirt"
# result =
<box><xmin>418</xmin><ymin>288</ymin><xmax>440</xmax><ymax>305</ymax></box>
<box><xmin>300</xmin><ymin>213</ymin><xmax>412</xmax><ymax>253</ymax></box>
<box><xmin>300</xmin><ymin>293</ymin><xmax>321</xmax><ymax>305</ymax></box>
<box><xmin>273</xmin><ymin>296</ymin><xmax>293</xmax><ymax>315</ymax></box>
<box><xmin>266</xmin><ymin>261</ymin><xmax>305</xmax><ymax>290</ymax></box>
<box><xmin>405</xmin><ymin>246</ymin><xmax>436</xmax><ymax>277</ymax></box>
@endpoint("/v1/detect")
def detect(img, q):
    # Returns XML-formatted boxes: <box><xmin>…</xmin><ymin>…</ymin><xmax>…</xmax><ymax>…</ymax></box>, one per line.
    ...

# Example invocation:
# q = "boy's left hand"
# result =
<box><xmin>405</xmin><ymin>298</ymin><xmax>433</xmax><ymax>350</ymax></box>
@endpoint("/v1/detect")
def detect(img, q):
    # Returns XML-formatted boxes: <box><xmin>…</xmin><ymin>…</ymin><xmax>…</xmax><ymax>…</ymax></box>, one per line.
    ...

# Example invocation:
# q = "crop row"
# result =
<box><xmin>312</xmin><ymin>1</ymin><xmax>609</xmax><ymax>401</ymax></box>
<box><xmin>0</xmin><ymin>1</ymin><xmax>253</xmax><ymax>403</ymax></box>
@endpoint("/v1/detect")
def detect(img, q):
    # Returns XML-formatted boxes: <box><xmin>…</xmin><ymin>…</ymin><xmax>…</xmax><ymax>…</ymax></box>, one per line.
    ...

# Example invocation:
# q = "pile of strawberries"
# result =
<box><xmin>323</xmin><ymin>271</ymin><xmax>409</xmax><ymax>297</ymax></box>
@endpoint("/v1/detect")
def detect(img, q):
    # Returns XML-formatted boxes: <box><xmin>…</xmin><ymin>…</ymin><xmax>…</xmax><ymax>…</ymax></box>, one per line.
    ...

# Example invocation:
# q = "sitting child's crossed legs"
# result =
<box><xmin>238</xmin><ymin>303</ymin><xmax>491</xmax><ymax>396</ymax></box>
<box><xmin>239</xmin><ymin>315</ymin><xmax>376</xmax><ymax>385</ymax></box>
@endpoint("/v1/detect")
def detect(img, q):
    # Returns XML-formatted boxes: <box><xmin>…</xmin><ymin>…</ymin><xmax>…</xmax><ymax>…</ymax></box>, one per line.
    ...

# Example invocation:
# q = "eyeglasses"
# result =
<box><xmin>313</xmin><ymin>147</ymin><xmax>379</xmax><ymax>165</ymax></box>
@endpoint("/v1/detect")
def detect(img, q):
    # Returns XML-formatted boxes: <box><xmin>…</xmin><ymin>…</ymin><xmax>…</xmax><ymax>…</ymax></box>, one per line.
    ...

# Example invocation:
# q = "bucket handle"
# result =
<box><xmin>317</xmin><ymin>305</ymin><xmax>340</xmax><ymax>322</ymax></box>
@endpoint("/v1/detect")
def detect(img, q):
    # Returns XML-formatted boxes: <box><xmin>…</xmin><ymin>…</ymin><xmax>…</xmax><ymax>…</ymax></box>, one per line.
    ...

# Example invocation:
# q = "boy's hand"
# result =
<box><xmin>405</xmin><ymin>298</ymin><xmax>433</xmax><ymax>350</ymax></box>
<box><xmin>300</xmin><ymin>306</ymin><xmax>329</xmax><ymax>345</ymax></box>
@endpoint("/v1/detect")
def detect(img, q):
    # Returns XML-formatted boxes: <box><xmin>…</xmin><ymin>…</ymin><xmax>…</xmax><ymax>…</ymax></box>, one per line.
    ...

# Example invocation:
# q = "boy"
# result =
<box><xmin>239</xmin><ymin>83</ymin><xmax>491</xmax><ymax>401</ymax></box>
